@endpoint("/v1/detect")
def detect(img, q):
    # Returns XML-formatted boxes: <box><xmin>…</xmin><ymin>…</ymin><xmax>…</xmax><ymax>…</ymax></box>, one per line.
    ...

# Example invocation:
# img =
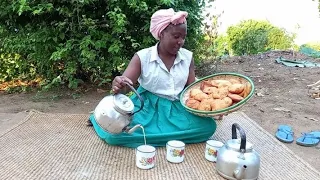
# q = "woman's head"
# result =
<box><xmin>160</xmin><ymin>23</ymin><xmax>187</xmax><ymax>55</ymax></box>
<box><xmin>150</xmin><ymin>8</ymin><xmax>188</xmax><ymax>55</ymax></box>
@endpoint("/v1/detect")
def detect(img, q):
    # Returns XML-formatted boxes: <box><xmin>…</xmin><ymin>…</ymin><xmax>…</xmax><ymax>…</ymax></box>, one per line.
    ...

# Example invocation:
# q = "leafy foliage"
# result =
<box><xmin>0</xmin><ymin>0</ymin><xmax>205</xmax><ymax>89</ymax></box>
<box><xmin>226</xmin><ymin>20</ymin><xmax>295</xmax><ymax>56</ymax></box>
<box><xmin>0</xmin><ymin>52</ymin><xmax>35</xmax><ymax>82</ymax></box>
<box><xmin>198</xmin><ymin>4</ymin><xmax>225</xmax><ymax>61</ymax></box>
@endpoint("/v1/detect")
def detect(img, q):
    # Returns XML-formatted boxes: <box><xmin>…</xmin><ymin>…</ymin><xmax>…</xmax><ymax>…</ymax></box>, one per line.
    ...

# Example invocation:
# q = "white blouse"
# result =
<box><xmin>136</xmin><ymin>44</ymin><xmax>193</xmax><ymax>101</ymax></box>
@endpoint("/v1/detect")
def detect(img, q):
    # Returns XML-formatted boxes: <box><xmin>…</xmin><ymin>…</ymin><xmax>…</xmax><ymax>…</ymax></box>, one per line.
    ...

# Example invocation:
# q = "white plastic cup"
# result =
<box><xmin>136</xmin><ymin>145</ymin><xmax>156</xmax><ymax>169</ymax></box>
<box><xmin>205</xmin><ymin>140</ymin><xmax>224</xmax><ymax>162</ymax></box>
<box><xmin>166</xmin><ymin>140</ymin><xmax>185</xmax><ymax>163</ymax></box>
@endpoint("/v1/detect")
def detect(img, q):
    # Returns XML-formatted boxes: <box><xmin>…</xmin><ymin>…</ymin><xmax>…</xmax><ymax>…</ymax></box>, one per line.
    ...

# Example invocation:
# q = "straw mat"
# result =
<box><xmin>0</xmin><ymin>111</ymin><xmax>319</xmax><ymax>180</ymax></box>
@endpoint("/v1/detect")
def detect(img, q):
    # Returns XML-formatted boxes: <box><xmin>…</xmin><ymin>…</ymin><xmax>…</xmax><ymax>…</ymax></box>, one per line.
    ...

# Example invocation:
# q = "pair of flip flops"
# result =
<box><xmin>275</xmin><ymin>125</ymin><xmax>320</xmax><ymax>147</ymax></box>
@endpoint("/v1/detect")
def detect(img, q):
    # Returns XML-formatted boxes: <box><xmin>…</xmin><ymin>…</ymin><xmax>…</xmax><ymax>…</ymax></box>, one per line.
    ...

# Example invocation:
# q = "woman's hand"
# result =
<box><xmin>112</xmin><ymin>76</ymin><xmax>133</xmax><ymax>94</ymax></box>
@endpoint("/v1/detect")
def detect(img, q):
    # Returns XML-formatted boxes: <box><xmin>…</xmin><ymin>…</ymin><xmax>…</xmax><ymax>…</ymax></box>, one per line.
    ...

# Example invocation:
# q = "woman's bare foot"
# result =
<box><xmin>213</xmin><ymin>115</ymin><xmax>224</xmax><ymax>120</ymax></box>
<box><xmin>86</xmin><ymin>119</ymin><xmax>93</xmax><ymax>126</ymax></box>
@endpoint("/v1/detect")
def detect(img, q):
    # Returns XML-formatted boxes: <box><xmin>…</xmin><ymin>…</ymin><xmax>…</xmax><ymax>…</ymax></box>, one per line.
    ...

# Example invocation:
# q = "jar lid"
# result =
<box><xmin>226</xmin><ymin>139</ymin><xmax>253</xmax><ymax>152</ymax></box>
<box><xmin>113</xmin><ymin>94</ymin><xmax>134</xmax><ymax>114</ymax></box>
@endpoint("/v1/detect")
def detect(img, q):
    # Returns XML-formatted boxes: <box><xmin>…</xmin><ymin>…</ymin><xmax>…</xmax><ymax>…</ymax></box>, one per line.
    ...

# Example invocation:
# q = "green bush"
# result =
<box><xmin>0</xmin><ymin>0</ymin><xmax>205</xmax><ymax>89</ymax></box>
<box><xmin>0</xmin><ymin>52</ymin><xmax>35</xmax><ymax>83</ymax></box>
<box><xmin>226</xmin><ymin>20</ymin><xmax>295</xmax><ymax>56</ymax></box>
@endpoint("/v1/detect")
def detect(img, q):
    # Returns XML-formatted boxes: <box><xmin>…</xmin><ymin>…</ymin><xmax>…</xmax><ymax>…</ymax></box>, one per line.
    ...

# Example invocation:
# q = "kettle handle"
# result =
<box><xmin>124</xmin><ymin>82</ymin><xmax>144</xmax><ymax>114</ymax></box>
<box><xmin>232</xmin><ymin>123</ymin><xmax>247</xmax><ymax>153</ymax></box>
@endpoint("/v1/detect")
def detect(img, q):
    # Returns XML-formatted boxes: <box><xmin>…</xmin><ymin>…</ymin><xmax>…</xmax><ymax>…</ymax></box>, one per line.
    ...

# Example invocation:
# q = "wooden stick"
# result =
<box><xmin>307</xmin><ymin>80</ymin><xmax>320</xmax><ymax>87</ymax></box>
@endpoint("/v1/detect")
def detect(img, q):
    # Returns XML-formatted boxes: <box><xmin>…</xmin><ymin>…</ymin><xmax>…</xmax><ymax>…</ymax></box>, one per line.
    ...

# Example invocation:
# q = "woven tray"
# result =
<box><xmin>180</xmin><ymin>72</ymin><xmax>255</xmax><ymax>117</ymax></box>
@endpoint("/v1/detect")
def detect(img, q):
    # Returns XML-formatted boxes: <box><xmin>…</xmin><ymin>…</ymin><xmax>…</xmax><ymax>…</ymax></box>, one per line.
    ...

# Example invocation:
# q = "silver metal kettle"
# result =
<box><xmin>216</xmin><ymin>123</ymin><xmax>260</xmax><ymax>180</ymax></box>
<box><xmin>92</xmin><ymin>82</ymin><xmax>144</xmax><ymax>134</ymax></box>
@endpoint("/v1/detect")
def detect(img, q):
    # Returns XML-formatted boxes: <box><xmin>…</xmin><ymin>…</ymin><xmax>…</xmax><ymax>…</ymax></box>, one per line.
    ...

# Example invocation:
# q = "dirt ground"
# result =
<box><xmin>1</xmin><ymin>51</ymin><xmax>319</xmax><ymax>171</ymax></box>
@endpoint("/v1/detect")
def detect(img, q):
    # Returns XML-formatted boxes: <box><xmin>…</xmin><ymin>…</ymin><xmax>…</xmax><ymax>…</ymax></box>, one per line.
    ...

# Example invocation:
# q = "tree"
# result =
<box><xmin>226</xmin><ymin>20</ymin><xmax>295</xmax><ymax>55</ymax></box>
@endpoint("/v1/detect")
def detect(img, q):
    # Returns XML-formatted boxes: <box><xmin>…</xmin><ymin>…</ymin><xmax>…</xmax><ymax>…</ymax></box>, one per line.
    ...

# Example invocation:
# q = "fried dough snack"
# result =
<box><xmin>211</xmin><ymin>80</ymin><xmax>232</xmax><ymax>88</ymax></box>
<box><xmin>229</xmin><ymin>84</ymin><xmax>245</xmax><ymax>94</ymax></box>
<box><xmin>239</xmin><ymin>82</ymin><xmax>252</xmax><ymax>98</ymax></box>
<box><xmin>210</xmin><ymin>97</ymin><xmax>233</xmax><ymax>111</ymax></box>
<box><xmin>200</xmin><ymin>80</ymin><xmax>213</xmax><ymax>90</ymax></box>
<box><xmin>190</xmin><ymin>89</ymin><xmax>203</xmax><ymax>97</ymax></box>
<box><xmin>185</xmin><ymin>77</ymin><xmax>252</xmax><ymax>112</ymax></box>
<box><xmin>211</xmin><ymin>87</ymin><xmax>229</xmax><ymax>99</ymax></box>
<box><xmin>229</xmin><ymin>78</ymin><xmax>241</xmax><ymax>84</ymax></box>
<box><xmin>222</xmin><ymin>96</ymin><xmax>233</xmax><ymax>106</ymax></box>
<box><xmin>203</xmin><ymin>87</ymin><xmax>218</xmax><ymax>94</ymax></box>
<box><xmin>194</xmin><ymin>92</ymin><xmax>209</xmax><ymax>101</ymax></box>
<box><xmin>186</xmin><ymin>99</ymin><xmax>201</xmax><ymax>109</ymax></box>
<box><xmin>198</xmin><ymin>99</ymin><xmax>213</xmax><ymax>111</ymax></box>
<box><xmin>228</xmin><ymin>93</ymin><xmax>244</xmax><ymax>102</ymax></box>
<box><xmin>244</xmin><ymin>83</ymin><xmax>252</xmax><ymax>98</ymax></box>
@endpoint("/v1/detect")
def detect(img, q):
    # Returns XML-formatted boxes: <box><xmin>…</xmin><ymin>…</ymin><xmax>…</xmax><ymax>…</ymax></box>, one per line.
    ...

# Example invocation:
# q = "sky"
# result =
<box><xmin>205</xmin><ymin>0</ymin><xmax>320</xmax><ymax>45</ymax></box>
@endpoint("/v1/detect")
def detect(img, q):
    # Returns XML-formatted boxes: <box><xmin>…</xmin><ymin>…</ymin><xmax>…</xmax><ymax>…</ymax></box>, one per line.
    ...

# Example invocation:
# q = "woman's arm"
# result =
<box><xmin>112</xmin><ymin>54</ymin><xmax>141</xmax><ymax>94</ymax></box>
<box><xmin>185</xmin><ymin>58</ymin><xmax>196</xmax><ymax>86</ymax></box>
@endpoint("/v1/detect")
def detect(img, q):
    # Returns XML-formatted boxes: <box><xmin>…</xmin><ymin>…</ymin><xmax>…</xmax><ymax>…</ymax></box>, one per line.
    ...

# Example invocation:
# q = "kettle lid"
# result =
<box><xmin>226</xmin><ymin>139</ymin><xmax>253</xmax><ymax>152</ymax></box>
<box><xmin>113</xmin><ymin>94</ymin><xmax>134</xmax><ymax>114</ymax></box>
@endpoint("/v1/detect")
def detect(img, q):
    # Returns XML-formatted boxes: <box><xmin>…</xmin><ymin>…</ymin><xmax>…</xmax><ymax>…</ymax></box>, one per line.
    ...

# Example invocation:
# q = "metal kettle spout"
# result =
<box><xmin>233</xmin><ymin>165</ymin><xmax>247</xmax><ymax>180</ymax></box>
<box><xmin>124</xmin><ymin>124</ymin><xmax>142</xmax><ymax>134</ymax></box>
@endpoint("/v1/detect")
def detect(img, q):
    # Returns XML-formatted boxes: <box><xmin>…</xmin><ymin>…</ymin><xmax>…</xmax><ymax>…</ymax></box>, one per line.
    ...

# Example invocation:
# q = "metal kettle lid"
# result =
<box><xmin>226</xmin><ymin>139</ymin><xmax>253</xmax><ymax>152</ymax></box>
<box><xmin>113</xmin><ymin>94</ymin><xmax>134</xmax><ymax>114</ymax></box>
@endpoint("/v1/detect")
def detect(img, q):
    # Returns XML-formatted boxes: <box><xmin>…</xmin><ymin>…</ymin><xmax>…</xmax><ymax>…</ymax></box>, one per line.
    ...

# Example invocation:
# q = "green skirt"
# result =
<box><xmin>90</xmin><ymin>86</ymin><xmax>217</xmax><ymax>148</ymax></box>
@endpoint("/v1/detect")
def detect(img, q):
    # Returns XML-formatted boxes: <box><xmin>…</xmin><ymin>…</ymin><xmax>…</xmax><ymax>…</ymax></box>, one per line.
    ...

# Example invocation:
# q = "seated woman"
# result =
<box><xmin>89</xmin><ymin>8</ymin><xmax>217</xmax><ymax>148</ymax></box>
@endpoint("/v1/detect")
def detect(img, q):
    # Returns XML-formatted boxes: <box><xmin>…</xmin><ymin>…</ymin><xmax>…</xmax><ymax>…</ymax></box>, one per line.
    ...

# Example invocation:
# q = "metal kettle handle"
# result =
<box><xmin>124</xmin><ymin>82</ymin><xmax>144</xmax><ymax>114</ymax></box>
<box><xmin>232</xmin><ymin>123</ymin><xmax>247</xmax><ymax>153</ymax></box>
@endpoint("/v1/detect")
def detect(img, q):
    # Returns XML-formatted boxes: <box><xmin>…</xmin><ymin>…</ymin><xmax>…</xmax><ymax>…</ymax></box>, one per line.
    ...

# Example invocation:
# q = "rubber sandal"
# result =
<box><xmin>275</xmin><ymin>125</ymin><xmax>294</xmax><ymax>143</ymax></box>
<box><xmin>310</xmin><ymin>131</ymin><xmax>320</xmax><ymax>137</ymax></box>
<box><xmin>296</xmin><ymin>132</ymin><xmax>320</xmax><ymax>147</ymax></box>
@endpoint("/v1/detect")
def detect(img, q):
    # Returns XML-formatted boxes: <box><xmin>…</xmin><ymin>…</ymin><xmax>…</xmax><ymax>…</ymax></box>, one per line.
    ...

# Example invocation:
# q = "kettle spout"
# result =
<box><xmin>124</xmin><ymin>124</ymin><xmax>142</xmax><ymax>134</ymax></box>
<box><xmin>233</xmin><ymin>165</ymin><xmax>247</xmax><ymax>180</ymax></box>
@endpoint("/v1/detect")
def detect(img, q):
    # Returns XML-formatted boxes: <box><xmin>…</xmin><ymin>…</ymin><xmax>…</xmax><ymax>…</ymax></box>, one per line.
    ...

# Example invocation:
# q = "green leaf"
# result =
<box><xmin>59</xmin><ymin>33</ymin><xmax>65</xmax><ymax>40</ymax></box>
<box><xmin>32</xmin><ymin>9</ymin><xmax>42</xmax><ymax>15</ymax></box>
<box><xmin>160</xmin><ymin>0</ymin><xmax>175</xmax><ymax>5</ymax></box>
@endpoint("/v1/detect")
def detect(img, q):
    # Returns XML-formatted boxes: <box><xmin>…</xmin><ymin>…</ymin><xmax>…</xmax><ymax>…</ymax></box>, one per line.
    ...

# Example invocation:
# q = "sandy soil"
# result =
<box><xmin>1</xmin><ymin>51</ymin><xmax>319</xmax><ymax>171</ymax></box>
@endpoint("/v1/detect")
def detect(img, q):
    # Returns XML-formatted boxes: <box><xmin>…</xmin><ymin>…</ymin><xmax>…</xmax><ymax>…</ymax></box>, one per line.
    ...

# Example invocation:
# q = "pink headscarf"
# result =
<box><xmin>150</xmin><ymin>8</ymin><xmax>188</xmax><ymax>40</ymax></box>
